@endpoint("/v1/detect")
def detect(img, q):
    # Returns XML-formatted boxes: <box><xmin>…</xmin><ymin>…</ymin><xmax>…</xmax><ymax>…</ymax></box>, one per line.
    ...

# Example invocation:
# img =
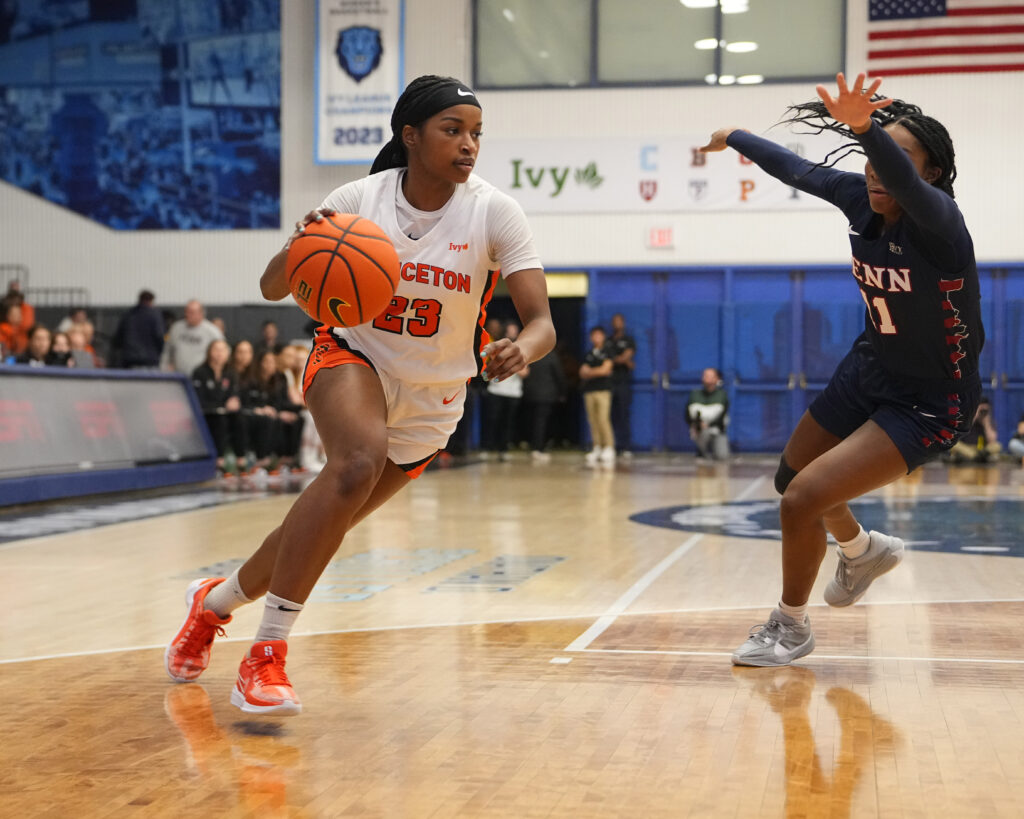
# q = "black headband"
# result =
<box><xmin>370</xmin><ymin>76</ymin><xmax>481</xmax><ymax>174</ymax></box>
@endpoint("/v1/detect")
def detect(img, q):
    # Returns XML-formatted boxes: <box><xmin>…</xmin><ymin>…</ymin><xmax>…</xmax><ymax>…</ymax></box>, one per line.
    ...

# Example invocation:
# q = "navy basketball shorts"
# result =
<box><xmin>808</xmin><ymin>339</ymin><xmax>982</xmax><ymax>473</ymax></box>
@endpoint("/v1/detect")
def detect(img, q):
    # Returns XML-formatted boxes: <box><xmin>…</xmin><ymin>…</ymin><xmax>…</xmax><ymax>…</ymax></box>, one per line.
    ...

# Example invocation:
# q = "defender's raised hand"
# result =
<box><xmin>815</xmin><ymin>72</ymin><xmax>893</xmax><ymax>133</ymax></box>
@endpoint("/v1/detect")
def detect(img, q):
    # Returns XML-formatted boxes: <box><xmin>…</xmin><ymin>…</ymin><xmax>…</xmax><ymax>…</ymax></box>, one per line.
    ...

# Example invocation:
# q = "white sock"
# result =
<box><xmin>837</xmin><ymin>526</ymin><xmax>870</xmax><ymax>560</ymax></box>
<box><xmin>778</xmin><ymin>600</ymin><xmax>807</xmax><ymax>624</ymax></box>
<box><xmin>254</xmin><ymin>592</ymin><xmax>304</xmax><ymax>643</ymax></box>
<box><xmin>204</xmin><ymin>568</ymin><xmax>254</xmax><ymax>618</ymax></box>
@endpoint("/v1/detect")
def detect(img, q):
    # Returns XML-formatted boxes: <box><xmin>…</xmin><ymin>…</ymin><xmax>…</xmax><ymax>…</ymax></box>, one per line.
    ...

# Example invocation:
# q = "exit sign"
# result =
<box><xmin>647</xmin><ymin>226</ymin><xmax>674</xmax><ymax>249</ymax></box>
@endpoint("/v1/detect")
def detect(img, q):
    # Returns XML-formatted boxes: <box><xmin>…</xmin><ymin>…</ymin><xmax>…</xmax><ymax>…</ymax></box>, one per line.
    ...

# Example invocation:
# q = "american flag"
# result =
<box><xmin>867</xmin><ymin>0</ymin><xmax>1024</xmax><ymax>76</ymax></box>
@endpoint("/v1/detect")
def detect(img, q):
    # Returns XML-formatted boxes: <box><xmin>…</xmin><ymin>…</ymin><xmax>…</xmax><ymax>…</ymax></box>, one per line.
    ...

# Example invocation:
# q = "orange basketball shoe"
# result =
<box><xmin>230</xmin><ymin>641</ymin><xmax>302</xmax><ymax>716</ymax></box>
<box><xmin>165</xmin><ymin>577</ymin><xmax>231</xmax><ymax>683</ymax></box>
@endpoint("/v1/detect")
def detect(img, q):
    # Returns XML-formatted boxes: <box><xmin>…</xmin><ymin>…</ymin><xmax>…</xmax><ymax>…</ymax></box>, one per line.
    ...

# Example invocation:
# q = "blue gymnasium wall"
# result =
<box><xmin>583</xmin><ymin>263</ymin><xmax>1024</xmax><ymax>453</ymax></box>
<box><xmin>0</xmin><ymin>0</ymin><xmax>280</xmax><ymax>231</ymax></box>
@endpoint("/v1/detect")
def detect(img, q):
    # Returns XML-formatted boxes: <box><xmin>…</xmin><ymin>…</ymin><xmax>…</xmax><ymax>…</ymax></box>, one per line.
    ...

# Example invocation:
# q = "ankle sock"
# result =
<box><xmin>778</xmin><ymin>600</ymin><xmax>807</xmax><ymax>624</ymax></box>
<box><xmin>837</xmin><ymin>526</ymin><xmax>870</xmax><ymax>560</ymax></box>
<box><xmin>204</xmin><ymin>569</ymin><xmax>254</xmax><ymax>618</ymax></box>
<box><xmin>254</xmin><ymin>592</ymin><xmax>304</xmax><ymax>643</ymax></box>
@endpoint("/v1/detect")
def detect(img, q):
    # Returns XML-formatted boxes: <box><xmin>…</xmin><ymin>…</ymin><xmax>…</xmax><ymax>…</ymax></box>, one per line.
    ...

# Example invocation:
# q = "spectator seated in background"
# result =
<box><xmin>687</xmin><ymin>367</ymin><xmax>730</xmax><ymax>461</ymax></box>
<box><xmin>57</xmin><ymin>306</ymin><xmax>88</xmax><ymax>335</ymax></box>
<box><xmin>274</xmin><ymin>345</ymin><xmax>307</xmax><ymax>470</ymax></box>
<box><xmin>1007</xmin><ymin>413</ymin><xmax>1024</xmax><ymax>467</ymax></box>
<box><xmin>950</xmin><ymin>396</ymin><xmax>1001</xmax><ymax>464</ymax></box>
<box><xmin>0</xmin><ymin>301</ymin><xmax>29</xmax><ymax>360</ymax></box>
<box><xmin>229</xmin><ymin>339</ymin><xmax>255</xmax><ymax>379</ymax></box>
<box><xmin>192</xmin><ymin>338</ymin><xmax>246</xmax><ymax>474</ymax></box>
<box><xmin>237</xmin><ymin>350</ymin><xmax>286</xmax><ymax>473</ymax></box>
<box><xmin>67</xmin><ymin>326</ymin><xmax>97</xmax><ymax>368</ymax></box>
<box><xmin>46</xmin><ymin>331</ymin><xmax>73</xmax><ymax>367</ymax></box>
<box><xmin>14</xmin><ymin>324</ymin><xmax>52</xmax><ymax>367</ymax></box>
<box><xmin>4</xmin><ymin>280</ymin><xmax>34</xmax><ymax>331</ymax></box>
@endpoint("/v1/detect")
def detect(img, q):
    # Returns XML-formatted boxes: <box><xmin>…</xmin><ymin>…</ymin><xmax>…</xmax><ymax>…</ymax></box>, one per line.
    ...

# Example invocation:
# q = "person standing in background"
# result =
<box><xmin>163</xmin><ymin>299</ymin><xmax>223</xmax><ymax>376</ymax></box>
<box><xmin>580</xmin><ymin>325</ymin><xmax>615</xmax><ymax>467</ymax></box>
<box><xmin>254</xmin><ymin>319</ymin><xmax>281</xmax><ymax>357</ymax></box>
<box><xmin>607</xmin><ymin>313</ymin><xmax>636</xmax><ymax>458</ymax></box>
<box><xmin>112</xmin><ymin>290</ymin><xmax>164</xmax><ymax>369</ymax></box>
<box><xmin>486</xmin><ymin>322</ymin><xmax>528</xmax><ymax>461</ymax></box>
<box><xmin>522</xmin><ymin>346</ymin><xmax>566</xmax><ymax>462</ymax></box>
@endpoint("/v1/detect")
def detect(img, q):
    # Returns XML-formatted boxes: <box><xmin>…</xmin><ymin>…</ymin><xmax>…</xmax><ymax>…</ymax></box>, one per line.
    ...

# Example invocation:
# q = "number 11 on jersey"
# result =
<box><xmin>860</xmin><ymin>290</ymin><xmax>897</xmax><ymax>335</ymax></box>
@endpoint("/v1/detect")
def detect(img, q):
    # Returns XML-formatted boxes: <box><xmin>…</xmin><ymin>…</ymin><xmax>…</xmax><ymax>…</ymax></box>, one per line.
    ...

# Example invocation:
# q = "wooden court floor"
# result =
<box><xmin>2</xmin><ymin>454</ymin><xmax>1024</xmax><ymax>818</ymax></box>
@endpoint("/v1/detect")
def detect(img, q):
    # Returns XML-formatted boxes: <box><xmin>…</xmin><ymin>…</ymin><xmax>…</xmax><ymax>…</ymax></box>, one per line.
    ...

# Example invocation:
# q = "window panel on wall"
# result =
<box><xmin>475</xmin><ymin>0</ymin><xmax>591</xmax><ymax>87</ymax></box>
<box><xmin>718</xmin><ymin>0</ymin><xmax>844</xmax><ymax>84</ymax></box>
<box><xmin>597</xmin><ymin>0</ymin><xmax>715</xmax><ymax>83</ymax></box>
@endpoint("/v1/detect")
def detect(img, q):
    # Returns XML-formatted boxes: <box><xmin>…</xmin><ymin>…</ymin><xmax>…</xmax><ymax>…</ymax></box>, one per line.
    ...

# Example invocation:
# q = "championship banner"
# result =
<box><xmin>315</xmin><ymin>0</ymin><xmax>404</xmax><ymax>164</ymax></box>
<box><xmin>473</xmin><ymin>134</ymin><xmax>845</xmax><ymax>214</ymax></box>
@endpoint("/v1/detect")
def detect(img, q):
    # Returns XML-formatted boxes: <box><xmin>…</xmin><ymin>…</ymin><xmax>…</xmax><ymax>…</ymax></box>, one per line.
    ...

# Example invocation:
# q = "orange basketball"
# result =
<box><xmin>285</xmin><ymin>213</ymin><xmax>399</xmax><ymax>327</ymax></box>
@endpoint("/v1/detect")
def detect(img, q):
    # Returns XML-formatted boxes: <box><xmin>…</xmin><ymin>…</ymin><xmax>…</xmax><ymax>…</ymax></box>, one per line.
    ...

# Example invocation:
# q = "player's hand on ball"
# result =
<box><xmin>286</xmin><ymin>208</ymin><xmax>336</xmax><ymax>248</ymax></box>
<box><xmin>699</xmin><ymin>128</ymin><xmax>746</xmax><ymax>153</ymax></box>
<box><xmin>482</xmin><ymin>338</ymin><xmax>525</xmax><ymax>382</ymax></box>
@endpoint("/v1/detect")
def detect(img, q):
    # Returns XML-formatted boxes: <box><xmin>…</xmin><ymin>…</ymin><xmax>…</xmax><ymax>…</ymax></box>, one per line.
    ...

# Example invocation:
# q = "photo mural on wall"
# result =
<box><xmin>0</xmin><ymin>0</ymin><xmax>280</xmax><ymax>230</ymax></box>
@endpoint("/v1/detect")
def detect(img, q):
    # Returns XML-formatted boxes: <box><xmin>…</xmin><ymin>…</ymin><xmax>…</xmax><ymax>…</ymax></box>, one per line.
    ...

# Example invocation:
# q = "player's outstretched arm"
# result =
<box><xmin>699</xmin><ymin>128</ymin><xmax>746</xmax><ymax>153</ymax></box>
<box><xmin>260</xmin><ymin>208</ymin><xmax>335</xmax><ymax>301</ymax></box>
<box><xmin>484</xmin><ymin>268</ymin><xmax>555</xmax><ymax>382</ymax></box>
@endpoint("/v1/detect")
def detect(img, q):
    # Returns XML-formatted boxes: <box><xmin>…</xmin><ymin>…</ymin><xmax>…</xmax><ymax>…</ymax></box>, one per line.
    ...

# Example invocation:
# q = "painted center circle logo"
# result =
<box><xmin>630</xmin><ymin>496</ymin><xmax>1024</xmax><ymax>558</ymax></box>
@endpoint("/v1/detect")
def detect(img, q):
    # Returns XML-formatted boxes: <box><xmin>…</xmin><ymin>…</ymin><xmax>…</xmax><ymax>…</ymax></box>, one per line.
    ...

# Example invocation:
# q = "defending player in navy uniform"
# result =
<box><xmin>164</xmin><ymin>76</ymin><xmax>555</xmax><ymax>713</ymax></box>
<box><xmin>701</xmin><ymin>73</ymin><xmax>983</xmax><ymax>667</ymax></box>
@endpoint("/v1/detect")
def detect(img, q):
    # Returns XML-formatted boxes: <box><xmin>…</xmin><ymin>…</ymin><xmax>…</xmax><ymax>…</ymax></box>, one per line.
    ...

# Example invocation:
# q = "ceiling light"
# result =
<box><xmin>502</xmin><ymin>8</ymin><xmax>515</xmax><ymax>22</ymax></box>
<box><xmin>694</xmin><ymin>38</ymin><xmax>719</xmax><ymax>50</ymax></box>
<box><xmin>725</xmin><ymin>41</ymin><xmax>757</xmax><ymax>53</ymax></box>
<box><xmin>718</xmin><ymin>74</ymin><xmax>737</xmax><ymax>85</ymax></box>
<box><xmin>704</xmin><ymin>73</ymin><xmax>718</xmax><ymax>84</ymax></box>
<box><xmin>737</xmin><ymin>74</ymin><xmax>764</xmax><ymax>84</ymax></box>
<box><xmin>680</xmin><ymin>0</ymin><xmax>717</xmax><ymax>8</ymax></box>
<box><xmin>721</xmin><ymin>0</ymin><xmax>749</xmax><ymax>13</ymax></box>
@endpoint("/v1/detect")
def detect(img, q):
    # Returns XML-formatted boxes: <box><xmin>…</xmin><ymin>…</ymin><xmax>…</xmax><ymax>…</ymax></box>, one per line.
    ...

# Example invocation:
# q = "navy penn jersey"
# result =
<box><xmin>728</xmin><ymin>124</ymin><xmax>983</xmax><ymax>385</ymax></box>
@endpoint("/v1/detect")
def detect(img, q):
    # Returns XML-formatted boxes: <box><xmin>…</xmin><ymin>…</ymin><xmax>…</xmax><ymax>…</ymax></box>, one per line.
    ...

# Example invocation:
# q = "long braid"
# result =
<box><xmin>781</xmin><ymin>97</ymin><xmax>957</xmax><ymax>198</ymax></box>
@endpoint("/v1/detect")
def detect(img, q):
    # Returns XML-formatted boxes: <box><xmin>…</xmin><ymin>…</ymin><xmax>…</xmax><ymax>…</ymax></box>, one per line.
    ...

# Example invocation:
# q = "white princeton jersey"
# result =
<box><xmin>320</xmin><ymin>168</ymin><xmax>540</xmax><ymax>385</ymax></box>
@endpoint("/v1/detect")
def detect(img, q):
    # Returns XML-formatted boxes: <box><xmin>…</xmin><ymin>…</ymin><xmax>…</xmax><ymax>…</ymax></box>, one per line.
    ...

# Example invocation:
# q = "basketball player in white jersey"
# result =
<box><xmin>165</xmin><ymin>76</ymin><xmax>555</xmax><ymax>714</ymax></box>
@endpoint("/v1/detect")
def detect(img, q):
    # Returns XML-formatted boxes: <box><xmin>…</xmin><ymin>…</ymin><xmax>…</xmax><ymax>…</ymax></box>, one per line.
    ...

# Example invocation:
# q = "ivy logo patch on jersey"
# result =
<box><xmin>336</xmin><ymin>26</ymin><xmax>382</xmax><ymax>83</ymax></box>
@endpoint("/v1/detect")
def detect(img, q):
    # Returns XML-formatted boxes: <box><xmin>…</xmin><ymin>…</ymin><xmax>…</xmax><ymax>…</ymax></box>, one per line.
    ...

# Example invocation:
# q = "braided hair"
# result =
<box><xmin>370</xmin><ymin>75</ymin><xmax>481</xmax><ymax>174</ymax></box>
<box><xmin>781</xmin><ymin>97</ymin><xmax>957</xmax><ymax>198</ymax></box>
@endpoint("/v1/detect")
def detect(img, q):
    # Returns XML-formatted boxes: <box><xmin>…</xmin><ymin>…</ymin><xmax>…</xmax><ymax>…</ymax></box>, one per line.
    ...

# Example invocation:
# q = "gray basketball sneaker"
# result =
<box><xmin>824</xmin><ymin>530</ymin><xmax>905</xmax><ymax>608</ymax></box>
<box><xmin>731</xmin><ymin>609</ymin><xmax>816</xmax><ymax>667</ymax></box>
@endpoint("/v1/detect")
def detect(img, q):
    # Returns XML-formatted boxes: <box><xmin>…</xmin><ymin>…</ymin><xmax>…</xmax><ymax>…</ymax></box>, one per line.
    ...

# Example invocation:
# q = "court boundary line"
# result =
<box><xmin>3</xmin><ymin>594</ymin><xmax>1023</xmax><ymax>666</ymax></box>
<box><xmin>563</xmin><ymin>533</ymin><xmax>704</xmax><ymax>652</ymax></box>
<box><xmin>563</xmin><ymin>475</ymin><xmax>767</xmax><ymax>653</ymax></box>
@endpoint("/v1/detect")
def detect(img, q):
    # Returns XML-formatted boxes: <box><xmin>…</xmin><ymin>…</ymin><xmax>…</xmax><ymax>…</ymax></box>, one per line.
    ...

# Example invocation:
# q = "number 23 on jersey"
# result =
<box><xmin>373</xmin><ymin>296</ymin><xmax>443</xmax><ymax>337</ymax></box>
